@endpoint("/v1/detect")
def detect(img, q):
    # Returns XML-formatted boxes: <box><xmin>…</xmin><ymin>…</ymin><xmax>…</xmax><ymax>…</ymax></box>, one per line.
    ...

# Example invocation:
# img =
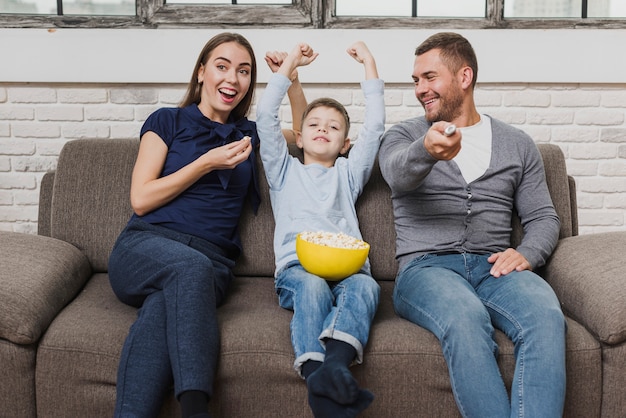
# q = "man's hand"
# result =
<box><xmin>424</xmin><ymin>121</ymin><xmax>462</xmax><ymax>161</ymax></box>
<box><xmin>488</xmin><ymin>248</ymin><xmax>532</xmax><ymax>278</ymax></box>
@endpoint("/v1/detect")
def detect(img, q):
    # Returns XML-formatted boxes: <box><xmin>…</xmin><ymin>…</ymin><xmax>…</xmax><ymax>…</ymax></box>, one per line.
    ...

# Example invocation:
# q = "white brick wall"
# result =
<box><xmin>1</xmin><ymin>82</ymin><xmax>625</xmax><ymax>235</ymax></box>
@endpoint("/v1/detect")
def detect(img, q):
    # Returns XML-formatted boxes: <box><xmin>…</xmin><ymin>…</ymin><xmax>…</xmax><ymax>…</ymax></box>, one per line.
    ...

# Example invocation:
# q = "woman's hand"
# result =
<box><xmin>130</xmin><ymin>134</ymin><xmax>253</xmax><ymax>216</ymax></box>
<box><xmin>199</xmin><ymin>136</ymin><xmax>252</xmax><ymax>170</ymax></box>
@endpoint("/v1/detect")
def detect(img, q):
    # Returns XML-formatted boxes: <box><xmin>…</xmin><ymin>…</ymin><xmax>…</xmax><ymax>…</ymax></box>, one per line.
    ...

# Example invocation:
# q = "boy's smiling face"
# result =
<box><xmin>297</xmin><ymin>106</ymin><xmax>351</xmax><ymax>167</ymax></box>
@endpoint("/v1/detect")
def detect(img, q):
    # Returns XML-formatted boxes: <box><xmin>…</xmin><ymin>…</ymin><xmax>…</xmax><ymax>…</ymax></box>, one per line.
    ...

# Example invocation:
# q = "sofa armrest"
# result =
<box><xmin>544</xmin><ymin>231</ymin><xmax>626</xmax><ymax>345</ymax></box>
<box><xmin>0</xmin><ymin>231</ymin><xmax>91</xmax><ymax>345</ymax></box>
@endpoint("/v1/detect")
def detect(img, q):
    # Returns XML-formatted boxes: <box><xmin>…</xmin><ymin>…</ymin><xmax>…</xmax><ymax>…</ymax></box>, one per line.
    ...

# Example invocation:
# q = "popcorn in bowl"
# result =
<box><xmin>298</xmin><ymin>231</ymin><xmax>369</xmax><ymax>250</ymax></box>
<box><xmin>296</xmin><ymin>231</ymin><xmax>370</xmax><ymax>281</ymax></box>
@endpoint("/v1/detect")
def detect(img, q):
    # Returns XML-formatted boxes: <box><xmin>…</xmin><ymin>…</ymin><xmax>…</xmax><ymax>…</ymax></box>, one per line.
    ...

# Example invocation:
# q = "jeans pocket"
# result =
<box><xmin>398</xmin><ymin>253</ymin><xmax>434</xmax><ymax>277</ymax></box>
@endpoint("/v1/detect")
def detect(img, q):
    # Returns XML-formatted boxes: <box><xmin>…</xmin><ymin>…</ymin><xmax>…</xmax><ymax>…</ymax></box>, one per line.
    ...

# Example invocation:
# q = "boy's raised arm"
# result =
<box><xmin>277</xmin><ymin>43</ymin><xmax>318</xmax><ymax>79</ymax></box>
<box><xmin>265</xmin><ymin>47</ymin><xmax>316</xmax><ymax>144</ymax></box>
<box><xmin>346</xmin><ymin>41</ymin><xmax>379</xmax><ymax>80</ymax></box>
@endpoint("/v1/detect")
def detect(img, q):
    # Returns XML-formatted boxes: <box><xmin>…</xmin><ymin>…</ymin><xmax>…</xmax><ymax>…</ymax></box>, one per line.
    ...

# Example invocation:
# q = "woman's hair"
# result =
<box><xmin>301</xmin><ymin>97</ymin><xmax>351</xmax><ymax>138</ymax></box>
<box><xmin>415</xmin><ymin>32</ymin><xmax>478</xmax><ymax>89</ymax></box>
<box><xmin>179</xmin><ymin>32</ymin><xmax>257</xmax><ymax>121</ymax></box>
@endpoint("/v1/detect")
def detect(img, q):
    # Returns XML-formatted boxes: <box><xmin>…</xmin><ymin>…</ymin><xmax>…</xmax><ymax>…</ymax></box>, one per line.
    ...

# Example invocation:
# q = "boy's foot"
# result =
<box><xmin>307</xmin><ymin>363</ymin><xmax>359</xmax><ymax>404</ymax></box>
<box><xmin>308</xmin><ymin>388</ymin><xmax>374</xmax><ymax>418</ymax></box>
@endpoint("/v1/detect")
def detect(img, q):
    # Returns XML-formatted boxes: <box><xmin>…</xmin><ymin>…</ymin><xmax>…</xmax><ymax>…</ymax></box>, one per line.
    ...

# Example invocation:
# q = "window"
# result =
<box><xmin>504</xmin><ymin>0</ymin><xmax>626</xmax><ymax>18</ymax></box>
<box><xmin>335</xmin><ymin>0</ymin><xmax>485</xmax><ymax>18</ymax></box>
<box><xmin>334</xmin><ymin>0</ymin><xmax>626</xmax><ymax>19</ymax></box>
<box><xmin>166</xmin><ymin>0</ymin><xmax>292</xmax><ymax>4</ymax></box>
<box><xmin>1</xmin><ymin>0</ymin><xmax>134</xmax><ymax>15</ymax></box>
<box><xmin>1</xmin><ymin>0</ymin><xmax>624</xmax><ymax>28</ymax></box>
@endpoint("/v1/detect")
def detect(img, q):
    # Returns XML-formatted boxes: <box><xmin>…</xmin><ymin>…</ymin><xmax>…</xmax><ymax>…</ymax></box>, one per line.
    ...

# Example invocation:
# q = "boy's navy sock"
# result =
<box><xmin>307</xmin><ymin>339</ymin><xmax>360</xmax><ymax>404</ymax></box>
<box><xmin>179</xmin><ymin>390</ymin><xmax>209</xmax><ymax>418</ymax></box>
<box><xmin>302</xmin><ymin>359</ymin><xmax>323</xmax><ymax>379</ymax></box>
<box><xmin>308</xmin><ymin>388</ymin><xmax>374</xmax><ymax>418</ymax></box>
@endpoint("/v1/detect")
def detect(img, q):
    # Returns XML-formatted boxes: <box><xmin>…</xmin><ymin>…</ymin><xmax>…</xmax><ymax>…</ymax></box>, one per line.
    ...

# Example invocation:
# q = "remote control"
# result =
<box><xmin>444</xmin><ymin>124</ymin><xmax>457</xmax><ymax>136</ymax></box>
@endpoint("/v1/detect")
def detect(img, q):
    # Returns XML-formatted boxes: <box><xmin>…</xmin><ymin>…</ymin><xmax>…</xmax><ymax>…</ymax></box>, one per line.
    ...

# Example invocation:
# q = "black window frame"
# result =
<box><xmin>1</xmin><ymin>0</ymin><xmax>624</xmax><ymax>29</ymax></box>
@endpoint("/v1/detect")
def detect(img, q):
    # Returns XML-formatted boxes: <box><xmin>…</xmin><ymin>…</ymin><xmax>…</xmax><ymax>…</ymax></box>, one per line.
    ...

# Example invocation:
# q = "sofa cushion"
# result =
<box><xmin>545</xmin><ymin>231</ymin><xmax>626</xmax><ymax>345</ymax></box>
<box><xmin>232</xmin><ymin>157</ymin><xmax>277</xmax><ymax>277</ymax></box>
<box><xmin>0</xmin><ymin>231</ymin><xmax>91</xmax><ymax>344</ymax></box>
<box><xmin>50</xmin><ymin>139</ymin><xmax>138</xmax><ymax>273</ymax></box>
<box><xmin>35</xmin><ymin>273</ymin><xmax>179</xmax><ymax>418</ymax></box>
<box><xmin>537</xmin><ymin>144</ymin><xmax>574</xmax><ymax>239</ymax></box>
<box><xmin>37</xmin><ymin>171</ymin><xmax>55</xmax><ymax>237</ymax></box>
<box><xmin>35</xmin><ymin>273</ymin><xmax>601</xmax><ymax>418</ymax></box>
<box><xmin>0</xmin><ymin>340</ymin><xmax>37</xmax><ymax>418</ymax></box>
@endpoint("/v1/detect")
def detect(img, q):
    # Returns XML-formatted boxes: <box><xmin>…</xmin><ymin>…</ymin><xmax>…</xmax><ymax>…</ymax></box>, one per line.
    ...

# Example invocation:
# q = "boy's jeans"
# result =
<box><xmin>393</xmin><ymin>253</ymin><xmax>566</xmax><ymax>418</ymax></box>
<box><xmin>276</xmin><ymin>263</ymin><xmax>380</xmax><ymax>375</ymax></box>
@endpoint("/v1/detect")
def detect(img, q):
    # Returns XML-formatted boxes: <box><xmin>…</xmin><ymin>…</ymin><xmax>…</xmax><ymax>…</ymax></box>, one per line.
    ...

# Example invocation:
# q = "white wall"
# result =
<box><xmin>2</xmin><ymin>28</ymin><xmax>625</xmax><ymax>84</ymax></box>
<box><xmin>1</xmin><ymin>28</ymin><xmax>625</xmax><ymax>234</ymax></box>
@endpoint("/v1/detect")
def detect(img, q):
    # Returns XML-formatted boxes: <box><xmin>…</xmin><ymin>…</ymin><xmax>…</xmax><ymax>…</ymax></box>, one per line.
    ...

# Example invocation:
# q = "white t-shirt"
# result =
<box><xmin>454</xmin><ymin>114</ymin><xmax>492</xmax><ymax>184</ymax></box>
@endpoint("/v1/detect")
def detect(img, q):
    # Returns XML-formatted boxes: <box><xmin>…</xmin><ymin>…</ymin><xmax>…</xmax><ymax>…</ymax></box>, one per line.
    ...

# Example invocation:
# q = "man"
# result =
<box><xmin>378</xmin><ymin>32</ymin><xmax>566</xmax><ymax>417</ymax></box>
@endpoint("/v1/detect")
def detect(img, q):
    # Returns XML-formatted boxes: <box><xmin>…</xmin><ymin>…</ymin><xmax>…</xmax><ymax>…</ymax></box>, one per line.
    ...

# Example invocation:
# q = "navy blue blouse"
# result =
<box><xmin>133</xmin><ymin>104</ymin><xmax>260</xmax><ymax>257</ymax></box>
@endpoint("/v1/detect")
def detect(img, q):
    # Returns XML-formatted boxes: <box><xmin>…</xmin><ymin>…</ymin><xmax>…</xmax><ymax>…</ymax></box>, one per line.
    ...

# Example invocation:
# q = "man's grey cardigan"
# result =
<box><xmin>378</xmin><ymin>116</ymin><xmax>560</xmax><ymax>271</ymax></box>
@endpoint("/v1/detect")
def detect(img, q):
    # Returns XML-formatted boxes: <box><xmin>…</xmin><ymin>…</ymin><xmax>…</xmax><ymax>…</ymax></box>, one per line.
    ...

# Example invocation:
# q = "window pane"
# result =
<box><xmin>1</xmin><ymin>0</ymin><xmax>57</xmax><ymax>14</ymax></box>
<box><xmin>417</xmin><ymin>0</ymin><xmax>484</xmax><ymax>17</ymax></box>
<box><xmin>165</xmin><ymin>0</ymin><xmax>228</xmax><ymax>3</ymax></box>
<box><xmin>504</xmin><ymin>0</ymin><xmax>582</xmax><ymax>18</ymax></box>
<box><xmin>238</xmin><ymin>0</ymin><xmax>292</xmax><ymax>3</ymax></box>
<box><xmin>335</xmin><ymin>0</ymin><xmax>484</xmax><ymax>17</ymax></box>
<box><xmin>63</xmin><ymin>0</ymin><xmax>135</xmax><ymax>15</ymax></box>
<box><xmin>166</xmin><ymin>0</ymin><xmax>292</xmax><ymax>4</ymax></box>
<box><xmin>589</xmin><ymin>0</ymin><xmax>626</xmax><ymax>18</ymax></box>
<box><xmin>335</xmin><ymin>0</ymin><xmax>411</xmax><ymax>17</ymax></box>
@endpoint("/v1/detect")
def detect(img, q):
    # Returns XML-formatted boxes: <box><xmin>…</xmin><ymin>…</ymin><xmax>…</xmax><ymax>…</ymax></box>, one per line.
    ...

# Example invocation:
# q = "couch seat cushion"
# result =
<box><xmin>34</xmin><ymin>274</ymin><xmax>602</xmax><ymax>417</ymax></box>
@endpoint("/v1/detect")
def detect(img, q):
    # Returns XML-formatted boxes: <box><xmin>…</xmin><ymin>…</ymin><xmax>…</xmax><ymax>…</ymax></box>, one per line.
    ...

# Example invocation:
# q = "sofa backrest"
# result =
<box><xmin>540</xmin><ymin>143</ymin><xmax>578</xmax><ymax>239</ymax></box>
<box><xmin>45</xmin><ymin>138</ymin><xmax>138</xmax><ymax>273</ymax></box>
<box><xmin>39</xmin><ymin>139</ymin><xmax>577</xmax><ymax>278</ymax></box>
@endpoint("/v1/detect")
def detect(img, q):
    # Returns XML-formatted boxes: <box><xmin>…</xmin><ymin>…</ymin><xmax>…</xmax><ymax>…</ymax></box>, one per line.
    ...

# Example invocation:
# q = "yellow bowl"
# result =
<box><xmin>296</xmin><ymin>233</ymin><xmax>370</xmax><ymax>281</ymax></box>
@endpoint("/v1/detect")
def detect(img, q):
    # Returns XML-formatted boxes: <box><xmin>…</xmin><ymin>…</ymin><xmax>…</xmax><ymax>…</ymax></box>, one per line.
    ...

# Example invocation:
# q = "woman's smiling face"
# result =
<box><xmin>197</xmin><ymin>41</ymin><xmax>253</xmax><ymax>123</ymax></box>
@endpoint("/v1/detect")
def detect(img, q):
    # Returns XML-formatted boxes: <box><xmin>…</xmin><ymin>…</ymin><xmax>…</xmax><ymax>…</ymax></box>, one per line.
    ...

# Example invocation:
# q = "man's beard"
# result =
<box><xmin>422</xmin><ymin>83</ymin><xmax>464</xmax><ymax>123</ymax></box>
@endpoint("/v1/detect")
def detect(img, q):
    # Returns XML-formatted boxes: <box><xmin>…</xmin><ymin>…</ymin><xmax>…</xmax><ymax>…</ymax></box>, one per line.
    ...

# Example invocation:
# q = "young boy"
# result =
<box><xmin>256</xmin><ymin>42</ymin><xmax>385</xmax><ymax>418</ymax></box>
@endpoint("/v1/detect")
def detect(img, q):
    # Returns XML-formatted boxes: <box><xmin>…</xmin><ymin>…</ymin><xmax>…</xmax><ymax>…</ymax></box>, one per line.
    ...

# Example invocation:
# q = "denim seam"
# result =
<box><xmin>329</xmin><ymin>281</ymin><xmax>345</xmax><ymax>335</ymax></box>
<box><xmin>116</xmin><ymin>325</ymin><xmax>135</xmax><ymax>416</ymax></box>
<box><xmin>395</xmin><ymin>289</ymin><xmax>470</xmax><ymax>418</ymax></box>
<box><xmin>482</xmin><ymin>298</ymin><xmax>526</xmax><ymax>418</ymax></box>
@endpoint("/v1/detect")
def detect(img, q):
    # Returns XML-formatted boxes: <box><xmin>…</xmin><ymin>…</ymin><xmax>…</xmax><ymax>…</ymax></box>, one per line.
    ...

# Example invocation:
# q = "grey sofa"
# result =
<box><xmin>1</xmin><ymin>138</ymin><xmax>625</xmax><ymax>418</ymax></box>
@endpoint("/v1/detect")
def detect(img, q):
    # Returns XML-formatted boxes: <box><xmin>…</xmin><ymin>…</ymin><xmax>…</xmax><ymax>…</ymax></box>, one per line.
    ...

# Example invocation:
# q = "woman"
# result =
<box><xmin>108</xmin><ymin>32</ymin><xmax>303</xmax><ymax>418</ymax></box>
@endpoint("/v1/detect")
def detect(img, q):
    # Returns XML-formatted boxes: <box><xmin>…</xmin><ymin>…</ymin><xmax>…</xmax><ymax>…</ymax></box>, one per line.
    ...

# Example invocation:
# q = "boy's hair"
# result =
<box><xmin>301</xmin><ymin>98</ymin><xmax>351</xmax><ymax>138</ymax></box>
<box><xmin>415</xmin><ymin>32</ymin><xmax>478</xmax><ymax>89</ymax></box>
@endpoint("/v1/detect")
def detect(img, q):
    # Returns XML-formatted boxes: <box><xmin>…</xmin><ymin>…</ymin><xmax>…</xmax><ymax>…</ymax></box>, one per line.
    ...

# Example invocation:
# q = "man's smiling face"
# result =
<box><xmin>412</xmin><ymin>48</ymin><xmax>464</xmax><ymax>123</ymax></box>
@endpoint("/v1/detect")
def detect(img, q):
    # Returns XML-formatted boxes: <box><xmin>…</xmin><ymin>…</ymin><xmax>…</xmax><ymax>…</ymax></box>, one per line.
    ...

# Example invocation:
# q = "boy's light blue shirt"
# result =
<box><xmin>256</xmin><ymin>74</ymin><xmax>385</xmax><ymax>275</ymax></box>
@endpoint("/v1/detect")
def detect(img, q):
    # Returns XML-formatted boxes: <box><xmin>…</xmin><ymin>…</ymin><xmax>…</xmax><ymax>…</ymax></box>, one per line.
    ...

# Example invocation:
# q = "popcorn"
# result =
<box><xmin>299</xmin><ymin>231</ymin><xmax>368</xmax><ymax>250</ymax></box>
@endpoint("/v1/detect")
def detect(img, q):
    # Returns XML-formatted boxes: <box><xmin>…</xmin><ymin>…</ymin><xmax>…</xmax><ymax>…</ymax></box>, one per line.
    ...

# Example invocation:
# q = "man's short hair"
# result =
<box><xmin>416</xmin><ymin>32</ymin><xmax>479</xmax><ymax>89</ymax></box>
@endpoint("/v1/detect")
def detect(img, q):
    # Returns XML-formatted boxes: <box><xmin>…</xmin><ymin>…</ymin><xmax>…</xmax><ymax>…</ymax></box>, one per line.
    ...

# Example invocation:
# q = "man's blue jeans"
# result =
<box><xmin>393</xmin><ymin>253</ymin><xmax>566</xmax><ymax>418</ymax></box>
<box><xmin>276</xmin><ymin>263</ymin><xmax>380</xmax><ymax>375</ymax></box>
<box><xmin>108</xmin><ymin>218</ymin><xmax>234</xmax><ymax>417</ymax></box>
